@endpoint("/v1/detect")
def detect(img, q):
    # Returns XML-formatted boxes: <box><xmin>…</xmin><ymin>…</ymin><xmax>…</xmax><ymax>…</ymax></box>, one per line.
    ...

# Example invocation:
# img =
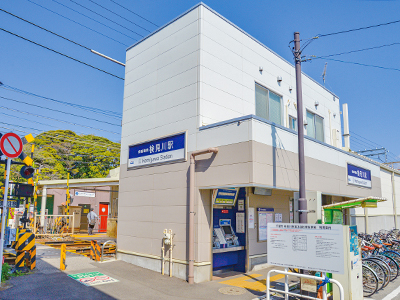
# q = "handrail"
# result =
<box><xmin>266</xmin><ymin>269</ymin><xmax>344</xmax><ymax>300</ymax></box>
<box><xmin>101</xmin><ymin>240</ymin><xmax>117</xmax><ymax>262</ymax></box>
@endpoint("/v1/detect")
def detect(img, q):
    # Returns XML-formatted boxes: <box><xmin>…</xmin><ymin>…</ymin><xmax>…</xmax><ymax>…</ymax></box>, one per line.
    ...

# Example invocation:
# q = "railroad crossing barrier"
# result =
<box><xmin>33</xmin><ymin>213</ymin><xmax>75</xmax><ymax>236</ymax></box>
<box><xmin>101</xmin><ymin>240</ymin><xmax>117</xmax><ymax>262</ymax></box>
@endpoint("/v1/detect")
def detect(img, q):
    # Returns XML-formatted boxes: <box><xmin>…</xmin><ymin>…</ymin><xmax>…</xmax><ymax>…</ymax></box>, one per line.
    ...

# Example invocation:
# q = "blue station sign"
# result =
<box><xmin>347</xmin><ymin>163</ymin><xmax>372</xmax><ymax>188</ymax></box>
<box><xmin>128</xmin><ymin>132</ymin><xmax>186</xmax><ymax>169</ymax></box>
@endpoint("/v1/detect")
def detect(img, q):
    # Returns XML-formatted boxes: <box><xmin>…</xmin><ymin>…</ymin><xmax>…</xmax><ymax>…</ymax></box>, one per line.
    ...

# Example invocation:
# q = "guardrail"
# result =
<box><xmin>32</xmin><ymin>213</ymin><xmax>75</xmax><ymax>236</ymax></box>
<box><xmin>266</xmin><ymin>269</ymin><xmax>344</xmax><ymax>300</ymax></box>
<box><xmin>101</xmin><ymin>240</ymin><xmax>117</xmax><ymax>262</ymax></box>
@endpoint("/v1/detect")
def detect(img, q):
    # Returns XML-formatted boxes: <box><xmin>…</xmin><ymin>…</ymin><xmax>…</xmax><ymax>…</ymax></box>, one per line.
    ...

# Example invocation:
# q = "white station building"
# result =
<box><xmin>117</xmin><ymin>3</ymin><xmax>385</xmax><ymax>283</ymax></box>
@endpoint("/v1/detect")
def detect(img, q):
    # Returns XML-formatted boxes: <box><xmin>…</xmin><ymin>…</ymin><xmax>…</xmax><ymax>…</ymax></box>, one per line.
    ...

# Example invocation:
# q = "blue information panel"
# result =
<box><xmin>347</xmin><ymin>163</ymin><xmax>371</xmax><ymax>188</ymax></box>
<box><xmin>212</xmin><ymin>188</ymin><xmax>239</xmax><ymax>206</ymax></box>
<box><xmin>128</xmin><ymin>132</ymin><xmax>186</xmax><ymax>169</ymax></box>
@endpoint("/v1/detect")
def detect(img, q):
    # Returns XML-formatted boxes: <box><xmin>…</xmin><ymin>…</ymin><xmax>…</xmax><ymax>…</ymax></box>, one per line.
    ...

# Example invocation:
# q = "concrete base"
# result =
<box><xmin>117</xmin><ymin>251</ymin><xmax>211</xmax><ymax>283</ymax></box>
<box><xmin>249</xmin><ymin>255</ymin><xmax>271</xmax><ymax>271</ymax></box>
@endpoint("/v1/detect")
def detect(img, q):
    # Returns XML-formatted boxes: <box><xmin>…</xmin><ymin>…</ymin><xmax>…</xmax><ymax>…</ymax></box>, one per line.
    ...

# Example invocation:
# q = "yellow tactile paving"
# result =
<box><xmin>219</xmin><ymin>273</ymin><xmax>285</xmax><ymax>292</ymax></box>
<box><xmin>72</xmin><ymin>233</ymin><xmax>107</xmax><ymax>238</ymax></box>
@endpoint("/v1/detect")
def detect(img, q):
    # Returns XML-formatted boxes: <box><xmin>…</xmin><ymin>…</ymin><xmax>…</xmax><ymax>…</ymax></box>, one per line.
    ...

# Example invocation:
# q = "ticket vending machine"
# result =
<box><xmin>212</xmin><ymin>188</ymin><xmax>246</xmax><ymax>274</ymax></box>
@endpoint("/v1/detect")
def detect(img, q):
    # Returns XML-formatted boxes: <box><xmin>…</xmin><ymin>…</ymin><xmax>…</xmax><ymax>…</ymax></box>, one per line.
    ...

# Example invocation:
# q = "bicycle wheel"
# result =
<box><xmin>377</xmin><ymin>255</ymin><xmax>399</xmax><ymax>281</ymax></box>
<box><xmin>363</xmin><ymin>265</ymin><xmax>379</xmax><ymax>297</ymax></box>
<box><xmin>369</xmin><ymin>257</ymin><xmax>391</xmax><ymax>288</ymax></box>
<box><xmin>384</xmin><ymin>250</ymin><xmax>400</xmax><ymax>266</ymax></box>
<box><xmin>363</xmin><ymin>258</ymin><xmax>387</xmax><ymax>290</ymax></box>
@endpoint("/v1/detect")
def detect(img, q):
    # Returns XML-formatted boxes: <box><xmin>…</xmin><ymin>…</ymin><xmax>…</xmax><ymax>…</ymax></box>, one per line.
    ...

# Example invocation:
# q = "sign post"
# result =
<box><xmin>0</xmin><ymin>133</ymin><xmax>24</xmax><ymax>281</ymax></box>
<box><xmin>0</xmin><ymin>158</ymin><xmax>11</xmax><ymax>281</ymax></box>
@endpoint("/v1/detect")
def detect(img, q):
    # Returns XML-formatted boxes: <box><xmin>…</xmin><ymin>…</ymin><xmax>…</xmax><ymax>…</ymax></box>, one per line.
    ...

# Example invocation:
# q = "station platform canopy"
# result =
<box><xmin>322</xmin><ymin>196</ymin><xmax>386</xmax><ymax>210</ymax></box>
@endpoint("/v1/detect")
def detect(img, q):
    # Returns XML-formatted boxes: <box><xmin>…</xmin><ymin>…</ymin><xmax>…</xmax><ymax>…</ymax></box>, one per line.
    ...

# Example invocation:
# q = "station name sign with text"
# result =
<box><xmin>347</xmin><ymin>163</ymin><xmax>371</xmax><ymax>188</ymax></box>
<box><xmin>128</xmin><ymin>132</ymin><xmax>186</xmax><ymax>169</ymax></box>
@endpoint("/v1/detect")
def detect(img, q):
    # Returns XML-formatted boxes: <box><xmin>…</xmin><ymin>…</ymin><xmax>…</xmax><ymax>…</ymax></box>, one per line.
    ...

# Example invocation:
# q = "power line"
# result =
<box><xmin>1</xmin><ymin>83</ymin><xmax>121</xmax><ymax>118</ymax></box>
<box><xmin>87</xmin><ymin>0</ymin><xmax>151</xmax><ymax>33</ymax></box>
<box><xmin>0</xmin><ymin>105</ymin><xmax>120</xmax><ymax>135</ymax></box>
<box><xmin>0</xmin><ymin>8</ymin><xmax>90</xmax><ymax>50</ymax></box>
<box><xmin>109</xmin><ymin>0</ymin><xmax>158</xmax><ymax>27</ymax></box>
<box><xmin>0</xmin><ymin>111</ymin><xmax>120</xmax><ymax>139</ymax></box>
<box><xmin>322</xmin><ymin>58</ymin><xmax>400</xmax><ymax>72</ymax></box>
<box><xmin>0</xmin><ymin>27</ymin><xmax>124</xmax><ymax>80</ymax></box>
<box><xmin>317</xmin><ymin>19</ymin><xmax>400</xmax><ymax>38</ymax></box>
<box><xmin>68</xmin><ymin>0</ymin><xmax>144</xmax><ymax>38</ymax></box>
<box><xmin>26</xmin><ymin>0</ymin><xmax>129</xmax><ymax>46</ymax></box>
<box><xmin>0</xmin><ymin>95</ymin><xmax>121</xmax><ymax>127</ymax></box>
<box><xmin>47</xmin><ymin>0</ymin><xmax>135</xmax><ymax>42</ymax></box>
<box><xmin>311</xmin><ymin>42</ymin><xmax>400</xmax><ymax>59</ymax></box>
<box><xmin>0</xmin><ymin>121</ymin><xmax>120</xmax><ymax>149</ymax></box>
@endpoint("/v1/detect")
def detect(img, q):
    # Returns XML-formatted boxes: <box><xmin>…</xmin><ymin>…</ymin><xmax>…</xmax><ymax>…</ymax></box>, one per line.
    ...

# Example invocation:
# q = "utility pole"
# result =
<box><xmin>294</xmin><ymin>32</ymin><xmax>307</xmax><ymax>224</ymax></box>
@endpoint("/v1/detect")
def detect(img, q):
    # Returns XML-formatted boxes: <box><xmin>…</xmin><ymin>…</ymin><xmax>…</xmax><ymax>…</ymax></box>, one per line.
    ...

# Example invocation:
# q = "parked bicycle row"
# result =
<box><xmin>359</xmin><ymin>229</ymin><xmax>400</xmax><ymax>297</ymax></box>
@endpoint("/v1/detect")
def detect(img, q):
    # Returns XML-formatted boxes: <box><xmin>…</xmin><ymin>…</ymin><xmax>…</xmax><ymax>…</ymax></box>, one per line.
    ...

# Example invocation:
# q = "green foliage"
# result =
<box><xmin>0</xmin><ymin>130</ymin><xmax>120</xmax><ymax>186</ymax></box>
<box><xmin>1</xmin><ymin>263</ymin><xmax>12</xmax><ymax>282</ymax></box>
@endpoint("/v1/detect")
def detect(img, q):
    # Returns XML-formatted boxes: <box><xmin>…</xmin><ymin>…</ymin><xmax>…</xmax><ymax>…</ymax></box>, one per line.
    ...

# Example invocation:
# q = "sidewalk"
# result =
<box><xmin>0</xmin><ymin>243</ymin><xmax>287</xmax><ymax>300</ymax></box>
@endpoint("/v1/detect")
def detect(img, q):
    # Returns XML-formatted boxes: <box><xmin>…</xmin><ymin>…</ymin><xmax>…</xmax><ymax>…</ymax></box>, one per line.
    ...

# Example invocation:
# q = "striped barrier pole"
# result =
<box><xmin>60</xmin><ymin>244</ymin><xmax>66</xmax><ymax>270</ymax></box>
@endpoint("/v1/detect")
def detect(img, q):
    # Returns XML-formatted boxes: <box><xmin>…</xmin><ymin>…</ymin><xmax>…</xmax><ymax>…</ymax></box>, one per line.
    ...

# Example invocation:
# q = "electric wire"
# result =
<box><xmin>68</xmin><ymin>0</ymin><xmax>144</xmax><ymax>38</ymax></box>
<box><xmin>322</xmin><ymin>58</ymin><xmax>400</xmax><ymax>72</ymax></box>
<box><xmin>0</xmin><ymin>95</ymin><xmax>121</xmax><ymax>127</ymax></box>
<box><xmin>87</xmin><ymin>0</ymin><xmax>151</xmax><ymax>33</ymax></box>
<box><xmin>0</xmin><ymin>8</ymin><xmax>90</xmax><ymax>50</ymax></box>
<box><xmin>311</xmin><ymin>42</ymin><xmax>400</xmax><ymax>59</ymax></box>
<box><xmin>317</xmin><ymin>19</ymin><xmax>400</xmax><ymax>38</ymax></box>
<box><xmin>1</xmin><ymin>84</ymin><xmax>122</xmax><ymax>118</ymax></box>
<box><xmin>0</xmin><ymin>106</ymin><xmax>120</xmax><ymax>135</ymax></box>
<box><xmin>0</xmin><ymin>121</ymin><xmax>120</xmax><ymax>150</ymax></box>
<box><xmin>109</xmin><ymin>0</ymin><xmax>158</xmax><ymax>27</ymax></box>
<box><xmin>47</xmin><ymin>0</ymin><xmax>135</xmax><ymax>42</ymax></box>
<box><xmin>0</xmin><ymin>112</ymin><xmax>120</xmax><ymax>139</ymax></box>
<box><xmin>26</xmin><ymin>0</ymin><xmax>129</xmax><ymax>46</ymax></box>
<box><xmin>0</xmin><ymin>28</ymin><xmax>124</xmax><ymax>80</ymax></box>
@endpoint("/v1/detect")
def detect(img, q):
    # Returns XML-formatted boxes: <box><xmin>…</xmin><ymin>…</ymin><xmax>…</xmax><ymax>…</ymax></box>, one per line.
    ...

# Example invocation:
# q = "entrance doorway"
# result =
<box><xmin>212</xmin><ymin>187</ymin><xmax>246</xmax><ymax>275</ymax></box>
<box><xmin>99</xmin><ymin>203</ymin><xmax>109</xmax><ymax>232</ymax></box>
<box><xmin>78</xmin><ymin>204</ymin><xmax>91</xmax><ymax>232</ymax></box>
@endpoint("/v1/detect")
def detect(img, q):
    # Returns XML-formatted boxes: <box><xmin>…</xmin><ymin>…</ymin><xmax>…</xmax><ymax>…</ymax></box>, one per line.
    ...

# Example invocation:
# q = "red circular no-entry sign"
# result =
<box><xmin>0</xmin><ymin>132</ymin><xmax>23</xmax><ymax>158</ymax></box>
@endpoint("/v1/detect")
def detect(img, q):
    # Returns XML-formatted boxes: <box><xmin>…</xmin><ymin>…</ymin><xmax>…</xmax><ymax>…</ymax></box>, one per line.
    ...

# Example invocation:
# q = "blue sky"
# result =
<box><xmin>1</xmin><ymin>0</ymin><xmax>399</xmax><ymax>163</ymax></box>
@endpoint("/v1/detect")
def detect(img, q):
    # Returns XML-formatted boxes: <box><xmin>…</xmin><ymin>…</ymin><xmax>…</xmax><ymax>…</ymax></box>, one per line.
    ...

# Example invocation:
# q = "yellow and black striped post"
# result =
<box><xmin>65</xmin><ymin>173</ymin><xmax>71</xmax><ymax>232</ymax></box>
<box><xmin>29</xmin><ymin>245</ymin><xmax>36</xmax><ymax>270</ymax></box>
<box><xmin>95</xmin><ymin>241</ymin><xmax>101</xmax><ymax>261</ymax></box>
<box><xmin>90</xmin><ymin>240</ymin><xmax>96</xmax><ymax>260</ymax></box>
<box><xmin>15</xmin><ymin>231</ymin><xmax>35</xmax><ymax>270</ymax></box>
<box><xmin>60</xmin><ymin>244</ymin><xmax>66</xmax><ymax>270</ymax></box>
<box><xmin>15</xmin><ymin>251</ymin><xmax>25</xmax><ymax>270</ymax></box>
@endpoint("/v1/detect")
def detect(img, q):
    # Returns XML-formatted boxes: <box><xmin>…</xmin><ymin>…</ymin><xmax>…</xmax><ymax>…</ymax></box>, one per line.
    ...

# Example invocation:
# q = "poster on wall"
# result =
<box><xmin>212</xmin><ymin>188</ymin><xmax>239</xmax><ymax>206</ymax></box>
<box><xmin>258</xmin><ymin>208</ymin><xmax>274</xmax><ymax>241</ymax></box>
<box><xmin>275</xmin><ymin>213</ymin><xmax>282</xmax><ymax>222</ymax></box>
<box><xmin>248</xmin><ymin>207</ymin><xmax>255</xmax><ymax>229</ymax></box>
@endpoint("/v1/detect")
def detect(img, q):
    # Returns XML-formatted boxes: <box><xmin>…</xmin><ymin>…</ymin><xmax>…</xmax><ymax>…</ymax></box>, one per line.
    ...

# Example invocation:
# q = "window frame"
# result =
<box><xmin>306</xmin><ymin>109</ymin><xmax>324</xmax><ymax>142</ymax></box>
<box><xmin>289</xmin><ymin>115</ymin><xmax>297</xmax><ymax>131</ymax></box>
<box><xmin>255</xmin><ymin>82</ymin><xmax>283</xmax><ymax>125</ymax></box>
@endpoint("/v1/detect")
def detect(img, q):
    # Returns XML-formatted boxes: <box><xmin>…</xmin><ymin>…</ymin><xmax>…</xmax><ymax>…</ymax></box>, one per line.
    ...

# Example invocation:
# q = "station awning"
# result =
<box><xmin>322</xmin><ymin>196</ymin><xmax>386</xmax><ymax>210</ymax></box>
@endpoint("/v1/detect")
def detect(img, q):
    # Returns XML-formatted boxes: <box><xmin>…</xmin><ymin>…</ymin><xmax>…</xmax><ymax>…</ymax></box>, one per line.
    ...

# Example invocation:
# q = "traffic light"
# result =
<box><xmin>20</xmin><ymin>166</ymin><xmax>34</xmax><ymax>179</ymax></box>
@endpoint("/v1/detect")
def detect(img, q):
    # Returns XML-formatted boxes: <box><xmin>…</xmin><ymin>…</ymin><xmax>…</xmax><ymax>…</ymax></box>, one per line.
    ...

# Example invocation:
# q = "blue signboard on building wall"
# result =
<box><xmin>347</xmin><ymin>163</ymin><xmax>371</xmax><ymax>188</ymax></box>
<box><xmin>128</xmin><ymin>132</ymin><xmax>186</xmax><ymax>169</ymax></box>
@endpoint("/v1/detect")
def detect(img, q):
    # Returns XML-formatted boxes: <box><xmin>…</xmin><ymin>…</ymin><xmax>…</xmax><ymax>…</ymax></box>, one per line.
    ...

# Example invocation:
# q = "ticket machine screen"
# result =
<box><xmin>221</xmin><ymin>225</ymin><xmax>233</xmax><ymax>235</ymax></box>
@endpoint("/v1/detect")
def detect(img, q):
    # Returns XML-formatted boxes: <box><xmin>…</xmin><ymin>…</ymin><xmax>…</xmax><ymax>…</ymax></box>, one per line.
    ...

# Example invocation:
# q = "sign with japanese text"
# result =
<box><xmin>267</xmin><ymin>223</ymin><xmax>344</xmax><ymax>274</ymax></box>
<box><xmin>75</xmin><ymin>191</ymin><xmax>95</xmax><ymax>198</ymax></box>
<box><xmin>128</xmin><ymin>132</ymin><xmax>186</xmax><ymax>169</ymax></box>
<box><xmin>68</xmin><ymin>272</ymin><xmax>119</xmax><ymax>286</ymax></box>
<box><xmin>212</xmin><ymin>188</ymin><xmax>239</xmax><ymax>205</ymax></box>
<box><xmin>347</xmin><ymin>163</ymin><xmax>371</xmax><ymax>188</ymax></box>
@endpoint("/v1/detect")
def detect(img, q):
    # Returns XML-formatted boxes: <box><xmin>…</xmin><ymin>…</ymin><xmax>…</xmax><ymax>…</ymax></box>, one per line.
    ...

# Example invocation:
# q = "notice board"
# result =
<box><xmin>267</xmin><ymin>223</ymin><xmax>344</xmax><ymax>274</ymax></box>
<box><xmin>258</xmin><ymin>208</ymin><xmax>274</xmax><ymax>241</ymax></box>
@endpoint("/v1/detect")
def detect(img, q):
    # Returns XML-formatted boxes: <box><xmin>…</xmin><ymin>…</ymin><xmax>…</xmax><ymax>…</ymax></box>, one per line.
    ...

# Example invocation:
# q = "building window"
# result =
<box><xmin>289</xmin><ymin>115</ymin><xmax>297</xmax><ymax>131</ymax></box>
<box><xmin>255</xmin><ymin>84</ymin><xmax>282</xmax><ymax>125</ymax></box>
<box><xmin>306</xmin><ymin>111</ymin><xmax>324</xmax><ymax>142</ymax></box>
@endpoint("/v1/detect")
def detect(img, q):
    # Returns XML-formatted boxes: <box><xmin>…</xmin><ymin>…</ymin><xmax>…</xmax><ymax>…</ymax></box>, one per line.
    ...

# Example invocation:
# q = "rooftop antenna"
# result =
<box><xmin>322</xmin><ymin>62</ymin><xmax>327</xmax><ymax>85</ymax></box>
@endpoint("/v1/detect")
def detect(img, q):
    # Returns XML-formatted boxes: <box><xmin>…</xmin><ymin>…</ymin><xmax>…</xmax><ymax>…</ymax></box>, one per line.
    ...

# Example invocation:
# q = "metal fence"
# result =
<box><xmin>32</xmin><ymin>212</ymin><xmax>75</xmax><ymax>236</ymax></box>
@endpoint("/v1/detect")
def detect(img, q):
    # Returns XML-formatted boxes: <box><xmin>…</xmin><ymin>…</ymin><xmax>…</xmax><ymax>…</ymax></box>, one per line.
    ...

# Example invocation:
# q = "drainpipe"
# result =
<box><xmin>188</xmin><ymin>147</ymin><xmax>218</xmax><ymax>284</ymax></box>
<box><xmin>392</xmin><ymin>171</ymin><xmax>398</xmax><ymax>229</ymax></box>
